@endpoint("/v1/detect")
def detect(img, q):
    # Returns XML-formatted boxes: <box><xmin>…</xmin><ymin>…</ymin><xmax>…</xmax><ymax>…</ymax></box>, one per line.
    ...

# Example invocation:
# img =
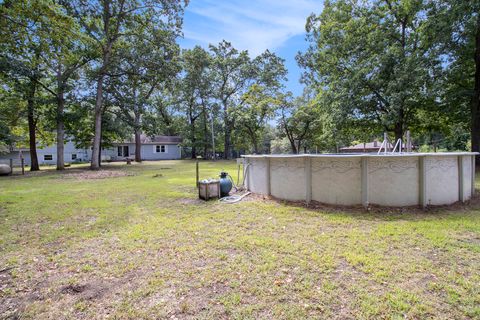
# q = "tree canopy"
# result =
<box><xmin>0</xmin><ymin>0</ymin><xmax>478</xmax><ymax>165</ymax></box>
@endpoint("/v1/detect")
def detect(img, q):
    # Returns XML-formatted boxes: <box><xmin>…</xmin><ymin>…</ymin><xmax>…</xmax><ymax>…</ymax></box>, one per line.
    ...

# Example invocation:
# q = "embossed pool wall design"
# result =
<box><xmin>243</xmin><ymin>153</ymin><xmax>477</xmax><ymax>207</ymax></box>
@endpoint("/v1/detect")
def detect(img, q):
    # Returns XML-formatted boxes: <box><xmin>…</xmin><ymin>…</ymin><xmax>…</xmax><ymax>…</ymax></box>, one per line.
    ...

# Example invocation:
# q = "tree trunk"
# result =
<box><xmin>158</xmin><ymin>103</ymin><xmax>173</xmax><ymax>135</ymax></box>
<box><xmin>134</xmin><ymin>113</ymin><xmax>142</xmax><ymax>162</ymax></box>
<box><xmin>91</xmin><ymin>75</ymin><xmax>104</xmax><ymax>170</ymax></box>
<box><xmin>191</xmin><ymin>145</ymin><xmax>196</xmax><ymax>159</ymax></box>
<box><xmin>56</xmin><ymin>83</ymin><xmax>65</xmax><ymax>170</ymax></box>
<box><xmin>211</xmin><ymin>114</ymin><xmax>215</xmax><ymax>161</ymax></box>
<box><xmin>394</xmin><ymin>122</ymin><xmax>403</xmax><ymax>145</ymax></box>
<box><xmin>98</xmin><ymin>123</ymin><xmax>102</xmax><ymax>166</ymax></box>
<box><xmin>134</xmin><ymin>130</ymin><xmax>142</xmax><ymax>162</ymax></box>
<box><xmin>253</xmin><ymin>138</ymin><xmax>259</xmax><ymax>154</ymax></box>
<box><xmin>224</xmin><ymin>128</ymin><xmax>231</xmax><ymax>159</ymax></box>
<box><xmin>223</xmin><ymin>102</ymin><xmax>231</xmax><ymax>159</ymax></box>
<box><xmin>91</xmin><ymin>43</ymin><xmax>111</xmax><ymax>170</ymax></box>
<box><xmin>191</xmin><ymin>124</ymin><xmax>197</xmax><ymax>159</ymax></box>
<box><xmin>27</xmin><ymin>78</ymin><xmax>39</xmax><ymax>171</ymax></box>
<box><xmin>248</xmin><ymin>127</ymin><xmax>259</xmax><ymax>154</ymax></box>
<box><xmin>202</xmin><ymin>104</ymin><xmax>208</xmax><ymax>157</ymax></box>
<box><xmin>471</xmin><ymin>14</ymin><xmax>480</xmax><ymax>165</ymax></box>
<box><xmin>288</xmin><ymin>138</ymin><xmax>297</xmax><ymax>154</ymax></box>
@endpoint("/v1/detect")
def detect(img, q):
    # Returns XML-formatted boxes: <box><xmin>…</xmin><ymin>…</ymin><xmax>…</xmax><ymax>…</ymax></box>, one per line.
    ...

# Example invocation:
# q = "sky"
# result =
<box><xmin>178</xmin><ymin>0</ymin><xmax>324</xmax><ymax>96</ymax></box>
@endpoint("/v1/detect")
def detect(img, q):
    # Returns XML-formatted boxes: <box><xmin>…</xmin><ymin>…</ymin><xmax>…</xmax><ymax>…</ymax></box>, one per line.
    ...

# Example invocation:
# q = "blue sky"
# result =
<box><xmin>178</xmin><ymin>0</ymin><xmax>323</xmax><ymax>96</ymax></box>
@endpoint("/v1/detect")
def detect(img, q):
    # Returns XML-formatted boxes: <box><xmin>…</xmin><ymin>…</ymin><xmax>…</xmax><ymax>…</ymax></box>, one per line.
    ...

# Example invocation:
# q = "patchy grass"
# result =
<box><xmin>0</xmin><ymin>160</ymin><xmax>479</xmax><ymax>319</ymax></box>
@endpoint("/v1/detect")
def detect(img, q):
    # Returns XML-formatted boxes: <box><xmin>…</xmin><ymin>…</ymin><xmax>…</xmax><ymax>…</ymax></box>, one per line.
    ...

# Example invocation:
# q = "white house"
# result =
<box><xmin>94</xmin><ymin>135</ymin><xmax>183</xmax><ymax>161</ymax></box>
<box><xmin>0</xmin><ymin>135</ymin><xmax>182</xmax><ymax>166</ymax></box>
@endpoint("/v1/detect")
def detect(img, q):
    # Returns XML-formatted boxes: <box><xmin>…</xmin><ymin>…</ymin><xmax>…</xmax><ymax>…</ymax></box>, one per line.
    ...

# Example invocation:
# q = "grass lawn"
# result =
<box><xmin>0</xmin><ymin>160</ymin><xmax>479</xmax><ymax>319</ymax></box>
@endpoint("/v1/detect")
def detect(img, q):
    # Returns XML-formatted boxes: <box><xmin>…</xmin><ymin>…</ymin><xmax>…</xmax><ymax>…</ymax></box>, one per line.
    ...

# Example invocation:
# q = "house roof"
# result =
<box><xmin>340</xmin><ymin>140</ymin><xmax>397</xmax><ymax>152</ymax></box>
<box><xmin>118</xmin><ymin>135</ymin><xmax>183</xmax><ymax>145</ymax></box>
<box><xmin>339</xmin><ymin>140</ymin><xmax>416</xmax><ymax>153</ymax></box>
<box><xmin>341</xmin><ymin>141</ymin><xmax>386</xmax><ymax>150</ymax></box>
<box><xmin>11</xmin><ymin>147</ymin><xmax>30</xmax><ymax>152</ymax></box>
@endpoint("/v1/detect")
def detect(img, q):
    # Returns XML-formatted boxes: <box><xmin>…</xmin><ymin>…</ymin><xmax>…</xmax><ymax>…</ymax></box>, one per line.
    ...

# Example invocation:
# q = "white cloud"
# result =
<box><xmin>182</xmin><ymin>0</ymin><xmax>321</xmax><ymax>56</ymax></box>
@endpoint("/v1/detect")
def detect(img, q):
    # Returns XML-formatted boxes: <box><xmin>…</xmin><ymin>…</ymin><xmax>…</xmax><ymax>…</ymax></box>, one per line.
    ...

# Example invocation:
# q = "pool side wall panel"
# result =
<box><xmin>270</xmin><ymin>158</ymin><xmax>306</xmax><ymax>201</ymax></box>
<box><xmin>426</xmin><ymin>156</ymin><xmax>459</xmax><ymax>205</ymax></box>
<box><xmin>368</xmin><ymin>157</ymin><xmax>419</xmax><ymax>206</ymax></box>
<box><xmin>311</xmin><ymin>157</ymin><xmax>361</xmax><ymax>205</ymax></box>
<box><xmin>247</xmin><ymin>158</ymin><xmax>269</xmax><ymax>195</ymax></box>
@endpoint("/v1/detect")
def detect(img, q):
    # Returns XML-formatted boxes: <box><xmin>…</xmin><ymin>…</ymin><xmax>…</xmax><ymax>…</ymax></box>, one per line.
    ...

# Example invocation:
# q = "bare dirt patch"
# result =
<box><xmin>61</xmin><ymin>284</ymin><xmax>88</xmax><ymax>295</ymax></box>
<box><xmin>60</xmin><ymin>281</ymin><xmax>112</xmax><ymax>301</ymax></box>
<box><xmin>60</xmin><ymin>170</ymin><xmax>134</xmax><ymax>180</ymax></box>
<box><xmin>177</xmin><ymin>198</ymin><xmax>205</xmax><ymax>205</ymax></box>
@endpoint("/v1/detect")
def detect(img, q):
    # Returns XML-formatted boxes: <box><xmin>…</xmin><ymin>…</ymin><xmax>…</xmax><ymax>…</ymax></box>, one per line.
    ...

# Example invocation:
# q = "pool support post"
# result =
<box><xmin>472</xmin><ymin>155</ymin><xmax>476</xmax><ymax>198</ymax></box>
<box><xmin>361</xmin><ymin>157</ymin><xmax>369</xmax><ymax>208</ymax></box>
<box><xmin>266</xmin><ymin>157</ymin><xmax>271</xmax><ymax>196</ymax></box>
<box><xmin>458</xmin><ymin>155</ymin><xmax>465</xmax><ymax>202</ymax></box>
<box><xmin>419</xmin><ymin>156</ymin><xmax>427</xmax><ymax>208</ymax></box>
<box><xmin>305</xmin><ymin>157</ymin><xmax>312</xmax><ymax>204</ymax></box>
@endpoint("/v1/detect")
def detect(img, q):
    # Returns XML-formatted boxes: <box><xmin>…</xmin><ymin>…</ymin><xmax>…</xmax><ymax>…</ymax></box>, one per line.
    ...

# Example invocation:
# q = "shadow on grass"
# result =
<box><xmin>0</xmin><ymin>161</ymin><xmax>164</xmax><ymax>179</ymax></box>
<box><xmin>263</xmin><ymin>191</ymin><xmax>480</xmax><ymax>222</ymax></box>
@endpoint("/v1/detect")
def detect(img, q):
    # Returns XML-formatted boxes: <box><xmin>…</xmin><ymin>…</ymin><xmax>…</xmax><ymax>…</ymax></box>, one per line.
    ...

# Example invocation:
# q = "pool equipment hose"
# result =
<box><xmin>219</xmin><ymin>192</ymin><xmax>251</xmax><ymax>204</ymax></box>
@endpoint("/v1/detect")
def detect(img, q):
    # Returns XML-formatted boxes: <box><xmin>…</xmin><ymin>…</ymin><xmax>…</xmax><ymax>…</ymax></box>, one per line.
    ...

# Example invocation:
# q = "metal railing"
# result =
<box><xmin>377</xmin><ymin>138</ymin><xmax>404</xmax><ymax>154</ymax></box>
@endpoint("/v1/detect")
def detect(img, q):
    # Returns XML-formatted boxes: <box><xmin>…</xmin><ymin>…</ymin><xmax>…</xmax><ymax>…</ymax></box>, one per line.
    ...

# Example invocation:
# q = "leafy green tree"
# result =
<box><xmin>145</xmin><ymin>90</ymin><xmax>182</xmax><ymax>137</ymax></box>
<box><xmin>178</xmin><ymin>46</ymin><xmax>211</xmax><ymax>158</ymax></box>
<box><xmin>277</xmin><ymin>91</ymin><xmax>322</xmax><ymax>154</ymax></box>
<box><xmin>107</xmin><ymin>20</ymin><xmax>180</xmax><ymax>162</ymax></box>
<box><xmin>0</xmin><ymin>0</ymin><xmax>71</xmax><ymax>170</ymax></box>
<box><xmin>209</xmin><ymin>41</ymin><xmax>252</xmax><ymax>159</ymax></box>
<box><xmin>298</xmin><ymin>0</ymin><xmax>440</xmax><ymax>143</ymax></box>
<box><xmin>68</xmin><ymin>0</ymin><xmax>186</xmax><ymax>169</ymax></box>
<box><xmin>209</xmin><ymin>41</ymin><xmax>286</xmax><ymax>159</ymax></box>
<box><xmin>235</xmin><ymin>84</ymin><xmax>277</xmax><ymax>153</ymax></box>
<box><xmin>425</xmin><ymin>0</ymin><xmax>480</xmax><ymax>159</ymax></box>
<box><xmin>0</xmin><ymin>77</ymin><xmax>26</xmax><ymax>153</ymax></box>
<box><xmin>20</xmin><ymin>2</ymin><xmax>95</xmax><ymax>170</ymax></box>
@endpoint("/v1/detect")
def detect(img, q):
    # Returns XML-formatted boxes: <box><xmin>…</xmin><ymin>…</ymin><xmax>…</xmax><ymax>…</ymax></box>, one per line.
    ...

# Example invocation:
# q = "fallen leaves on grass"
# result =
<box><xmin>60</xmin><ymin>170</ymin><xmax>134</xmax><ymax>180</ymax></box>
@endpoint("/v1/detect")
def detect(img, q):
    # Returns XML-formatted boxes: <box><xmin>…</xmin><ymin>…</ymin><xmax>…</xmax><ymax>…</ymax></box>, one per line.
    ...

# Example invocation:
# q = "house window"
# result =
<box><xmin>44</xmin><ymin>154</ymin><xmax>53</xmax><ymax>161</ymax></box>
<box><xmin>71</xmin><ymin>154</ymin><xmax>77</xmax><ymax>160</ymax></box>
<box><xmin>117</xmin><ymin>146</ymin><xmax>129</xmax><ymax>157</ymax></box>
<box><xmin>156</xmin><ymin>145</ymin><xmax>166</xmax><ymax>153</ymax></box>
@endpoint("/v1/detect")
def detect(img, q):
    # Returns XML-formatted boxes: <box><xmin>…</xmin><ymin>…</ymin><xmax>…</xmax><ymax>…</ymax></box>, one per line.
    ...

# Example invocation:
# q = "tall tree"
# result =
<box><xmin>108</xmin><ymin>20</ymin><xmax>180</xmax><ymax>162</ymax></box>
<box><xmin>209</xmin><ymin>41</ymin><xmax>286</xmax><ymax>159</ymax></box>
<box><xmin>147</xmin><ymin>91</ymin><xmax>181</xmax><ymax>136</ymax></box>
<box><xmin>31</xmin><ymin>2</ymin><xmax>94</xmax><ymax>170</ymax></box>
<box><xmin>0</xmin><ymin>0</ymin><xmax>72</xmax><ymax>170</ymax></box>
<box><xmin>178</xmin><ymin>46</ymin><xmax>211</xmax><ymax>158</ymax></box>
<box><xmin>235</xmin><ymin>84</ymin><xmax>277</xmax><ymax>153</ymax></box>
<box><xmin>277</xmin><ymin>91</ymin><xmax>322</xmax><ymax>154</ymax></box>
<box><xmin>70</xmin><ymin>0</ymin><xmax>186</xmax><ymax>169</ymax></box>
<box><xmin>298</xmin><ymin>0</ymin><xmax>440</xmax><ymax>142</ymax></box>
<box><xmin>0</xmin><ymin>76</ymin><xmax>26</xmax><ymax>153</ymax></box>
<box><xmin>209</xmin><ymin>41</ymin><xmax>252</xmax><ymax>159</ymax></box>
<box><xmin>426</xmin><ymin>1</ymin><xmax>480</xmax><ymax>161</ymax></box>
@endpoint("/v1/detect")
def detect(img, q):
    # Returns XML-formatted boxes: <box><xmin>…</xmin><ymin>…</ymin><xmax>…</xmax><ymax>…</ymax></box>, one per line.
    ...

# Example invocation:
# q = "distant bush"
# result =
<box><xmin>0</xmin><ymin>142</ymin><xmax>9</xmax><ymax>155</ymax></box>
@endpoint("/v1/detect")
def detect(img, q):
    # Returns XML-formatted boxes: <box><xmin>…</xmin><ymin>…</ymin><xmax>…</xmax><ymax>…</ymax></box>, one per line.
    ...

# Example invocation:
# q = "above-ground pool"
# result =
<box><xmin>242</xmin><ymin>153</ymin><xmax>477</xmax><ymax>207</ymax></box>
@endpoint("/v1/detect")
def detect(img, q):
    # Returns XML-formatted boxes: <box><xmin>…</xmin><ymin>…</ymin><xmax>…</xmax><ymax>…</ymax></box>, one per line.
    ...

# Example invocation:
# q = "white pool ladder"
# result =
<box><xmin>377</xmin><ymin>131</ymin><xmax>411</xmax><ymax>154</ymax></box>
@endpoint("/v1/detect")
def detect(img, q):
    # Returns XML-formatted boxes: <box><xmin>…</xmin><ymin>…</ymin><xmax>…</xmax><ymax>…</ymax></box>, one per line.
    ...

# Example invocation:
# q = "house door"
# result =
<box><xmin>117</xmin><ymin>146</ymin><xmax>129</xmax><ymax>157</ymax></box>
